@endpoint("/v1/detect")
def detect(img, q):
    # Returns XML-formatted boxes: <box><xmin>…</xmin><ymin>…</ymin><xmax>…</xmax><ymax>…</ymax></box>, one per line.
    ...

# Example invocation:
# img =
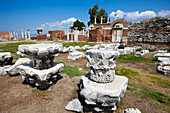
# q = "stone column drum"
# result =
<box><xmin>86</xmin><ymin>50</ymin><xmax>118</xmax><ymax>83</ymax></box>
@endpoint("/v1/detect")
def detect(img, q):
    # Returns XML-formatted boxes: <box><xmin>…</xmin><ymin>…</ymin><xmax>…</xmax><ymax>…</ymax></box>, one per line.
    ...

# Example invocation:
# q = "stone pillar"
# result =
<box><xmin>28</xmin><ymin>29</ymin><xmax>31</xmax><ymax>40</ymax></box>
<box><xmin>114</xmin><ymin>14</ymin><xmax>117</xmax><ymax>21</ymax></box>
<box><xmin>82</xmin><ymin>27</ymin><xmax>86</xmax><ymax>35</ymax></box>
<box><xmin>95</xmin><ymin>16</ymin><xmax>97</xmax><ymax>24</ymax></box>
<box><xmin>25</xmin><ymin>31</ymin><xmax>27</xmax><ymax>40</ymax></box>
<box><xmin>21</xmin><ymin>29</ymin><xmax>24</xmax><ymax>38</ymax></box>
<box><xmin>74</xmin><ymin>27</ymin><xmax>78</xmax><ymax>41</ymax></box>
<box><xmin>71</xmin><ymin>29</ymin><xmax>73</xmax><ymax>41</ymax></box>
<box><xmin>13</xmin><ymin>32</ymin><xmax>15</xmax><ymax>38</ymax></box>
<box><xmin>101</xmin><ymin>16</ymin><xmax>103</xmax><ymax>24</ymax></box>
<box><xmin>107</xmin><ymin>15</ymin><xmax>109</xmax><ymax>23</ymax></box>
<box><xmin>42</xmin><ymin>30</ymin><xmax>44</xmax><ymax>35</ymax></box>
<box><xmin>67</xmin><ymin>29</ymin><xmax>70</xmax><ymax>41</ymax></box>
<box><xmin>16</xmin><ymin>32</ymin><xmax>18</xmax><ymax>38</ymax></box>
<box><xmin>9</xmin><ymin>32</ymin><xmax>13</xmax><ymax>40</ymax></box>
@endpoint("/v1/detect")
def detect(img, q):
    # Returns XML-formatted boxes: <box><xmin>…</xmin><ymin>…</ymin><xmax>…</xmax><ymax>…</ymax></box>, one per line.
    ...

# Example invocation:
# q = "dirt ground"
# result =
<box><xmin>0</xmin><ymin>74</ymin><xmax>80</xmax><ymax>113</ymax></box>
<box><xmin>0</xmin><ymin>52</ymin><xmax>169</xmax><ymax>113</ymax></box>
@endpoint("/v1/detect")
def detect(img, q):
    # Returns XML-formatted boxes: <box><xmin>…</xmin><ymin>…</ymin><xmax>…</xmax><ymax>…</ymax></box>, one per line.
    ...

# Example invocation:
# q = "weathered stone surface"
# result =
<box><xmin>18</xmin><ymin>62</ymin><xmax>64</xmax><ymax>88</ymax></box>
<box><xmin>82</xmin><ymin>45</ymin><xmax>90</xmax><ymax>50</ymax></box>
<box><xmin>86</xmin><ymin>50</ymin><xmax>119</xmax><ymax>83</ymax></box>
<box><xmin>79</xmin><ymin>74</ymin><xmax>128</xmax><ymax>110</ymax></box>
<box><xmin>0</xmin><ymin>65</ymin><xmax>11</xmax><ymax>76</ymax></box>
<box><xmin>67</xmin><ymin>51</ymin><xmax>85</xmax><ymax>60</ymax></box>
<box><xmin>124</xmin><ymin>108</ymin><xmax>141</xmax><ymax>113</ymax></box>
<box><xmin>5</xmin><ymin>58</ymin><xmax>31</xmax><ymax>76</ymax></box>
<box><xmin>135</xmin><ymin>50</ymin><xmax>149</xmax><ymax>57</ymax></box>
<box><xmin>153</xmin><ymin>52</ymin><xmax>170</xmax><ymax>58</ymax></box>
<box><xmin>65</xmin><ymin>99</ymin><xmax>83</xmax><ymax>112</ymax></box>
<box><xmin>18</xmin><ymin>44</ymin><xmax>60</xmax><ymax>69</ymax></box>
<box><xmin>16</xmin><ymin>51</ymin><xmax>25</xmax><ymax>56</ymax></box>
<box><xmin>0</xmin><ymin>52</ymin><xmax>13</xmax><ymax>66</ymax></box>
<box><xmin>75</xmin><ymin>46</ymin><xmax>82</xmax><ymax>50</ymax></box>
<box><xmin>158</xmin><ymin>57</ymin><xmax>170</xmax><ymax>62</ymax></box>
<box><xmin>68</xmin><ymin>46</ymin><xmax>75</xmax><ymax>51</ymax></box>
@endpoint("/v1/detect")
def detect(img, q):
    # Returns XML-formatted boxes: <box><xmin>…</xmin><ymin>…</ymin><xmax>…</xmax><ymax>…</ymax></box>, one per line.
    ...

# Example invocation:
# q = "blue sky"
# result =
<box><xmin>0</xmin><ymin>0</ymin><xmax>170</xmax><ymax>36</ymax></box>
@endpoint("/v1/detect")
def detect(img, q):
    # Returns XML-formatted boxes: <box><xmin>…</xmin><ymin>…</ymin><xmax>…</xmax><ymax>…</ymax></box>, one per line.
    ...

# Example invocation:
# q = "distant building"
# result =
<box><xmin>0</xmin><ymin>32</ymin><xmax>10</xmax><ymax>40</ymax></box>
<box><xmin>88</xmin><ymin>19</ymin><xmax>129</xmax><ymax>43</ymax></box>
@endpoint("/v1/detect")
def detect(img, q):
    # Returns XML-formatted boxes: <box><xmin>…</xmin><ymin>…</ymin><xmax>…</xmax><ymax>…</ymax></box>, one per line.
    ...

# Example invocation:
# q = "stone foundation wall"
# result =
<box><xmin>31</xmin><ymin>34</ymin><xmax>47</xmax><ymax>40</ymax></box>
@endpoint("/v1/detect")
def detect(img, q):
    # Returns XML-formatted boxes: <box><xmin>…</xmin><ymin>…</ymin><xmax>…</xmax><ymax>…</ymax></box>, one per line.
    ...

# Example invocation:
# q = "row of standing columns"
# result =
<box><xmin>21</xmin><ymin>29</ymin><xmax>31</xmax><ymax>40</ymax></box>
<box><xmin>94</xmin><ymin>14</ymin><xmax>117</xmax><ymax>24</ymax></box>
<box><xmin>9</xmin><ymin>30</ymin><xmax>30</xmax><ymax>40</ymax></box>
<box><xmin>66</xmin><ymin>27</ymin><xmax>86</xmax><ymax>41</ymax></box>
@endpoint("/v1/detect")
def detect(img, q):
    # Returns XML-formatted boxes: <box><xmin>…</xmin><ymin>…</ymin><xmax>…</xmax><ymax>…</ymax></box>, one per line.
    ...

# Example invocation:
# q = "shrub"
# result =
<box><xmin>136</xmin><ymin>48</ymin><xmax>142</xmax><ymax>51</ymax></box>
<box><xmin>149</xmin><ymin>49</ymin><xmax>156</xmax><ymax>52</ymax></box>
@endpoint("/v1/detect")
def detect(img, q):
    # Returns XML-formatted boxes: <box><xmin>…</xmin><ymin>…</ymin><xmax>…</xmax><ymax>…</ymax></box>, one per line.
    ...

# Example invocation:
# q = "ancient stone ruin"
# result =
<box><xmin>128</xmin><ymin>17</ymin><xmax>170</xmax><ymax>48</ymax></box>
<box><xmin>0</xmin><ymin>52</ymin><xmax>13</xmax><ymax>66</ymax></box>
<box><xmin>66</xmin><ymin>49</ymin><xmax>128</xmax><ymax>112</ymax></box>
<box><xmin>14</xmin><ymin>44</ymin><xmax>64</xmax><ymax>89</ymax></box>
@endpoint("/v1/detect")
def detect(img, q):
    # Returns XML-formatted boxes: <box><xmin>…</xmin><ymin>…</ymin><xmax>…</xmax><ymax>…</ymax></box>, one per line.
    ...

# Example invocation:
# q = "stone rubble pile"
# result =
<box><xmin>155</xmin><ymin>50</ymin><xmax>170</xmax><ymax>75</ymax></box>
<box><xmin>66</xmin><ymin>49</ymin><xmax>128</xmax><ymax>112</ymax></box>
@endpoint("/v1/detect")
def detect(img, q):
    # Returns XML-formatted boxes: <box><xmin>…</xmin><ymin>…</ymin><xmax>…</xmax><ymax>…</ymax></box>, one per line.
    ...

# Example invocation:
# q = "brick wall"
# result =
<box><xmin>0</xmin><ymin>32</ymin><xmax>10</xmax><ymax>40</ymax></box>
<box><xmin>31</xmin><ymin>34</ymin><xmax>47</xmax><ymax>40</ymax></box>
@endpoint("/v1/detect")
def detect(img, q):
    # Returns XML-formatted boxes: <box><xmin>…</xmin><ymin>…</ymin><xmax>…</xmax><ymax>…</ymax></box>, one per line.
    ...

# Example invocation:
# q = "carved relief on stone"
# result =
<box><xmin>86</xmin><ymin>50</ymin><xmax>119</xmax><ymax>83</ymax></box>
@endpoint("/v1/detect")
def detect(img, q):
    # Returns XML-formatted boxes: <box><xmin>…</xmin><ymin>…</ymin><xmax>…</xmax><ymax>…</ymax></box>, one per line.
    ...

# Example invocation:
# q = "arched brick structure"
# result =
<box><xmin>111</xmin><ymin>19</ymin><xmax>128</xmax><ymax>28</ymax></box>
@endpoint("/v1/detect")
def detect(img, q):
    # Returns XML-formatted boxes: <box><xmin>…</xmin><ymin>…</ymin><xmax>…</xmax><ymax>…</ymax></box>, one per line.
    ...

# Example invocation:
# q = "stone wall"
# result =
<box><xmin>128</xmin><ymin>17</ymin><xmax>170</xmax><ymax>45</ymax></box>
<box><xmin>31</xmin><ymin>34</ymin><xmax>47</xmax><ymax>40</ymax></box>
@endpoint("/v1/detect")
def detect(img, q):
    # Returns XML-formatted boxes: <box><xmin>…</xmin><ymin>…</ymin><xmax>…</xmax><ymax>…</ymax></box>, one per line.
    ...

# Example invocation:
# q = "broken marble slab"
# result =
<box><xmin>58</xmin><ymin>47</ymin><xmax>69</xmax><ymax>53</ymax></box>
<box><xmin>0</xmin><ymin>52</ymin><xmax>13</xmax><ymax>66</ymax></box>
<box><xmin>135</xmin><ymin>50</ymin><xmax>149</xmax><ymax>57</ymax></box>
<box><xmin>158</xmin><ymin>65</ymin><xmax>170</xmax><ymax>76</ymax></box>
<box><xmin>75</xmin><ymin>46</ymin><xmax>82</xmax><ymax>50</ymax></box>
<box><xmin>67</xmin><ymin>51</ymin><xmax>85</xmax><ymax>60</ymax></box>
<box><xmin>158</xmin><ymin>57</ymin><xmax>170</xmax><ymax>62</ymax></box>
<box><xmin>82</xmin><ymin>45</ymin><xmax>90</xmax><ymax>50</ymax></box>
<box><xmin>0</xmin><ymin>65</ymin><xmax>11</xmax><ymax>76</ymax></box>
<box><xmin>16</xmin><ymin>51</ymin><xmax>25</xmax><ymax>56</ymax></box>
<box><xmin>65</xmin><ymin>99</ymin><xmax>83</xmax><ymax>112</ymax></box>
<box><xmin>5</xmin><ymin>58</ymin><xmax>31</xmax><ymax>76</ymax></box>
<box><xmin>124</xmin><ymin>108</ymin><xmax>141</xmax><ymax>113</ymax></box>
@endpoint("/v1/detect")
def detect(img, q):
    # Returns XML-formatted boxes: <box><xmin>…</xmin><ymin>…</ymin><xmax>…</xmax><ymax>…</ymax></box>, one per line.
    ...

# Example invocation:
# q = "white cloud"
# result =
<box><xmin>158</xmin><ymin>10</ymin><xmax>170</xmax><ymax>17</ymax></box>
<box><xmin>37</xmin><ymin>17</ymin><xmax>77</xmax><ymax>30</ymax></box>
<box><xmin>110</xmin><ymin>10</ymin><xmax>124</xmax><ymax>18</ymax></box>
<box><xmin>126</xmin><ymin>11</ymin><xmax>156</xmax><ymax>19</ymax></box>
<box><xmin>110</xmin><ymin>10</ymin><xmax>157</xmax><ymax>20</ymax></box>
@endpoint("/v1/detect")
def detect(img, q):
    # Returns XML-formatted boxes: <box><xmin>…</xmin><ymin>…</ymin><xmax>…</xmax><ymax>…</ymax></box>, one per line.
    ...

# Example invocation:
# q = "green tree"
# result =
<box><xmin>88</xmin><ymin>4</ymin><xmax>99</xmax><ymax>26</ymax></box>
<box><xmin>88</xmin><ymin>4</ymin><xmax>109</xmax><ymax>26</ymax></box>
<box><xmin>70</xmin><ymin>20</ymin><xmax>86</xmax><ymax>31</ymax></box>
